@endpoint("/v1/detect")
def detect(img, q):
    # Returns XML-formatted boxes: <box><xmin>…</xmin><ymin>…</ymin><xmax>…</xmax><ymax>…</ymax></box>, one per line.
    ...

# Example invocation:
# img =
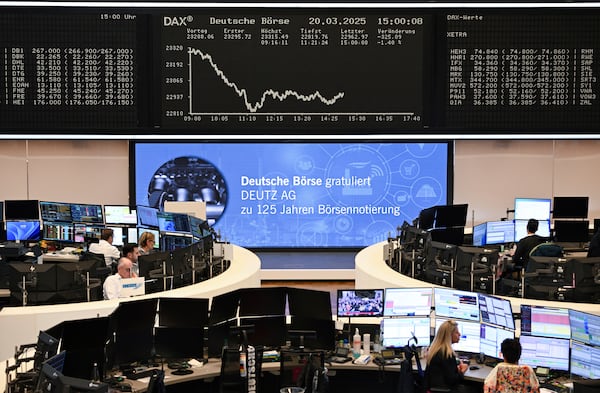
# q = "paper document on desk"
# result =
<box><xmin>120</xmin><ymin>277</ymin><xmax>145</xmax><ymax>298</ymax></box>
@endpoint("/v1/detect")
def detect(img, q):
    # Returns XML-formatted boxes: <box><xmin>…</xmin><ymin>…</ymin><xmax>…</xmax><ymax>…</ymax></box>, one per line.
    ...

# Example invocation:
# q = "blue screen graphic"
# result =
<box><xmin>134</xmin><ymin>142</ymin><xmax>449</xmax><ymax>248</ymax></box>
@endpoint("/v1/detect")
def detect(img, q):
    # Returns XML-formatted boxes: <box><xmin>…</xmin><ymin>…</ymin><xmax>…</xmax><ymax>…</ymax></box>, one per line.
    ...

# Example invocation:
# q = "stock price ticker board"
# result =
<box><xmin>159</xmin><ymin>11</ymin><xmax>429</xmax><ymax>131</ymax></box>
<box><xmin>0</xmin><ymin>11</ymin><xmax>143</xmax><ymax>131</ymax></box>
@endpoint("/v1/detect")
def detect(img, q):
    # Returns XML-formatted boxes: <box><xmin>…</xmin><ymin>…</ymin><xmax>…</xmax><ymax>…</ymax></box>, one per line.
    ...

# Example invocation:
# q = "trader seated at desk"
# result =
<box><xmin>484</xmin><ymin>338</ymin><xmax>539</xmax><ymax>393</ymax></box>
<box><xmin>505</xmin><ymin>218</ymin><xmax>545</xmax><ymax>278</ymax></box>
<box><xmin>103</xmin><ymin>257</ymin><xmax>138</xmax><ymax>300</ymax></box>
<box><xmin>89</xmin><ymin>228</ymin><xmax>121</xmax><ymax>267</ymax></box>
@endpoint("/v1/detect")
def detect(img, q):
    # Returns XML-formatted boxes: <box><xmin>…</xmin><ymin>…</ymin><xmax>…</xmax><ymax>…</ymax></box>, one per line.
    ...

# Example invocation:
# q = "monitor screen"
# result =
<box><xmin>479</xmin><ymin>324</ymin><xmax>515</xmax><ymax>360</ymax></box>
<box><xmin>383</xmin><ymin>287</ymin><xmax>433</xmax><ymax>317</ymax></box>
<box><xmin>134</xmin><ymin>142</ymin><xmax>450</xmax><ymax>248</ymax></box>
<box><xmin>418</xmin><ymin>207</ymin><xmax>436</xmax><ymax>230</ymax></box>
<box><xmin>127</xmin><ymin>227</ymin><xmax>139</xmax><ymax>245</ymax></box>
<box><xmin>4</xmin><ymin>200</ymin><xmax>40</xmax><ymax>220</ymax></box>
<box><xmin>480</xmin><ymin>220</ymin><xmax>516</xmax><ymax>246</ymax></box>
<box><xmin>514</xmin><ymin>219</ymin><xmax>551</xmax><ymax>241</ymax></box>
<box><xmin>40</xmin><ymin>201</ymin><xmax>73</xmax><ymax>222</ymax></box>
<box><xmin>43</xmin><ymin>222</ymin><xmax>74</xmax><ymax>242</ymax></box>
<box><xmin>381</xmin><ymin>317</ymin><xmax>431</xmax><ymax>348</ymax></box>
<box><xmin>571</xmin><ymin>341</ymin><xmax>600</xmax><ymax>380</ymax></box>
<box><xmin>569</xmin><ymin>309</ymin><xmax>600</xmax><ymax>346</ymax></box>
<box><xmin>520</xmin><ymin>305</ymin><xmax>571</xmax><ymax>339</ymax></box>
<box><xmin>189</xmin><ymin>215</ymin><xmax>211</xmax><ymax>239</ymax></box>
<box><xmin>137</xmin><ymin>205</ymin><xmax>159</xmax><ymax>228</ymax></box>
<box><xmin>287</xmin><ymin>287</ymin><xmax>332</xmax><ymax>321</ymax></box>
<box><xmin>434</xmin><ymin>287</ymin><xmax>480</xmax><ymax>322</ymax></box>
<box><xmin>435</xmin><ymin>318</ymin><xmax>480</xmax><ymax>354</ymax></box>
<box><xmin>153</xmin><ymin>326</ymin><xmax>204</xmax><ymax>361</ymax></box>
<box><xmin>6</xmin><ymin>220</ymin><xmax>41</xmax><ymax>241</ymax></box>
<box><xmin>70</xmin><ymin>203</ymin><xmax>103</xmax><ymax>224</ymax></box>
<box><xmin>105</xmin><ymin>226</ymin><xmax>125</xmax><ymax>246</ymax></box>
<box><xmin>553</xmin><ymin>220</ymin><xmax>590</xmax><ymax>243</ymax></box>
<box><xmin>161</xmin><ymin>233</ymin><xmax>192</xmax><ymax>251</ymax></box>
<box><xmin>552</xmin><ymin>196</ymin><xmax>589</xmax><ymax>219</ymax></box>
<box><xmin>434</xmin><ymin>204</ymin><xmax>468</xmax><ymax>228</ymax></box>
<box><xmin>73</xmin><ymin>224</ymin><xmax>104</xmax><ymax>243</ymax></box>
<box><xmin>472</xmin><ymin>223</ymin><xmax>486</xmax><ymax>247</ymax></box>
<box><xmin>239</xmin><ymin>287</ymin><xmax>287</xmax><ymax>317</ymax></box>
<box><xmin>157</xmin><ymin>211</ymin><xmax>191</xmax><ymax>233</ymax></box>
<box><xmin>240</xmin><ymin>315</ymin><xmax>288</xmax><ymax>349</ymax></box>
<box><xmin>514</xmin><ymin>198</ymin><xmax>551</xmax><ymax>221</ymax></box>
<box><xmin>337</xmin><ymin>289</ymin><xmax>384</xmax><ymax>317</ymax></box>
<box><xmin>158</xmin><ymin>297</ymin><xmax>209</xmax><ymax>328</ymax></box>
<box><xmin>104</xmin><ymin>205</ymin><xmax>137</xmax><ymax>225</ymax></box>
<box><xmin>478</xmin><ymin>294</ymin><xmax>514</xmax><ymax>330</ymax></box>
<box><xmin>518</xmin><ymin>335</ymin><xmax>570</xmax><ymax>371</ymax></box>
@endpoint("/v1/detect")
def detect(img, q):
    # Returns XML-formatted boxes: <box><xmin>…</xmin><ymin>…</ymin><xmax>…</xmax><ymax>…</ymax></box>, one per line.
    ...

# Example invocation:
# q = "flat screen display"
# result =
<box><xmin>478</xmin><ymin>294</ymin><xmax>514</xmax><ymax>330</ymax></box>
<box><xmin>40</xmin><ymin>201</ymin><xmax>73</xmax><ymax>223</ymax></box>
<box><xmin>4</xmin><ymin>200</ymin><xmax>40</xmax><ymax>220</ymax></box>
<box><xmin>137</xmin><ymin>205</ymin><xmax>159</xmax><ymax>228</ymax></box>
<box><xmin>43</xmin><ymin>222</ymin><xmax>74</xmax><ymax>242</ymax></box>
<box><xmin>434</xmin><ymin>287</ymin><xmax>480</xmax><ymax>322</ymax></box>
<box><xmin>571</xmin><ymin>341</ymin><xmax>600</xmax><ymax>379</ymax></box>
<box><xmin>519</xmin><ymin>335</ymin><xmax>570</xmax><ymax>371</ymax></box>
<box><xmin>6</xmin><ymin>220</ymin><xmax>41</xmax><ymax>241</ymax></box>
<box><xmin>134</xmin><ymin>142</ymin><xmax>450</xmax><ymax>248</ymax></box>
<box><xmin>70</xmin><ymin>203</ymin><xmax>103</xmax><ymax>224</ymax></box>
<box><xmin>337</xmin><ymin>289</ymin><xmax>384</xmax><ymax>317</ymax></box>
<box><xmin>514</xmin><ymin>198</ymin><xmax>551</xmax><ymax>221</ymax></box>
<box><xmin>569</xmin><ymin>309</ymin><xmax>600</xmax><ymax>346</ymax></box>
<box><xmin>383</xmin><ymin>287</ymin><xmax>433</xmax><ymax>317</ymax></box>
<box><xmin>479</xmin><ymin>324</ymin><xmax>515</xmax><ymax>359</ymax></box>
<box><xmin>474</xmin><ymin>220</ymin><xmax>515</xmax><ymax>246</ymax></box>
<box><xmin>104</xmin><ymin>205</ymin><xmax>137</xmax><ymax>225</ymax></box>
<box><xmin>157</xmin><ymin>211</ymin><xmax>190</xmax><ymax>233</ymax></box>
<box><xmin>553</xmin><ymin>220</ymin><xmax>590</xmax><ymax>243</ymax></box>
<box><xmin>552</xmin><ymin>196</ymin><xmax>589</xmax><ymax>219</ymax></box>
<box><xmin>381</xmin><ymin>317</ymin><xmax>431</xmax><ymax>348</ymax></box>
<box><xmin>520</xmin><ymin>305</ymin><xmax>570</xmax><ymax>339</ymax></box>
<box><xmin>435</xmin><ymin>318</ymin><xmax>480</xmax><ymax>354</ymax></box>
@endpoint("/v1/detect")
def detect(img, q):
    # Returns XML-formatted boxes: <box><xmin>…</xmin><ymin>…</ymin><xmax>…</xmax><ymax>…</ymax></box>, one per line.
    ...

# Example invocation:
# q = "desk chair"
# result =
<box><xmin>483</xmin><ymin>364</ymin><xmax>539</xmax><ymax>393</ymax></box>
<box><xmin>279</xmin><ymin>350</ymin><xmax>326</xmax><ymax>393</ymax></box>
<box><xmin>219</xmin><ymin>345</ymin><xmax>263</xmax><ymax>393</ymax></box>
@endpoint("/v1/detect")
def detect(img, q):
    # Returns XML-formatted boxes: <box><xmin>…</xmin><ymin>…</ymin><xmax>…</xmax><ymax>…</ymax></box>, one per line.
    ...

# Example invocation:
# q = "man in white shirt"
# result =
<box><xmin>103</xmin><ymin>257</ymin><xmax>136</xmax><ymax>300</ymax></box>
<box><xmin>89</xmin><ymin>228</ymin><xmax>121</xmax><ymax>266</ymax></box>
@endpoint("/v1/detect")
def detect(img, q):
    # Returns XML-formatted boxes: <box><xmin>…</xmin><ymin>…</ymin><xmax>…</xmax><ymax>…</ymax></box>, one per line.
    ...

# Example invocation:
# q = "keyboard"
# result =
<box><xmin>125</xmin><ymin>368</ymin><xmax>158</xmax><ymax>380</ymax></box>
<box><xmin>540</xmin><ymin>381</ymin><xmax>569</xmax><ymax>393</ymax></box>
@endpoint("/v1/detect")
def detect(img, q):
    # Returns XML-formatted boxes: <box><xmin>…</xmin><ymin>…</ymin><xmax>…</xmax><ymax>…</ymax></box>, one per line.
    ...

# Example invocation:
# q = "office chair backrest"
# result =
<box><xmin>279</xmin><ymin>351</ymin><xmax>327</xmax><ymax>393</ymax></box>
<box><xmin>484</xmin><ymin>364</ymin><xmax>537</xmax><ymax>393</ymax></box>
<box><xmin>529</xmin><ymin>243</ymin><xmax>563</xmax><ymax>258</ymax></box>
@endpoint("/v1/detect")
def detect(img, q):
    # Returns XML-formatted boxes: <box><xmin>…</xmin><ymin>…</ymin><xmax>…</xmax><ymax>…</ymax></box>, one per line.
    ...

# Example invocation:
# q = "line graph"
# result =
<box><xmin>187</xmin><ymin>48</ymin><xmax>345</xmax><ymax>114</ymax></box>
<box><xmin>160</xmin><ymin>11</ymin><xmax>428</xmax><ymax>130</ymax></box>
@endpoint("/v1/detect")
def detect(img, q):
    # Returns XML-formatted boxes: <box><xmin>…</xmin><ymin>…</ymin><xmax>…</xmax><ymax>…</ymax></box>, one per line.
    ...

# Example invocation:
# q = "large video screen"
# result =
<box><xmin>133</xmin><ymin>142</ymin><xmax>450</xmax><ymax>248</ymax></box>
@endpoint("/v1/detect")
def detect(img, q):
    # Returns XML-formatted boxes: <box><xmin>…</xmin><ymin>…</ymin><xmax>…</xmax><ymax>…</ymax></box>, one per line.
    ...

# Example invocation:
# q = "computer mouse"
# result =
<box><xmin>469</xmin><ymin>366</ymin><xmax>480</xmax><ymax>370</ymax></box>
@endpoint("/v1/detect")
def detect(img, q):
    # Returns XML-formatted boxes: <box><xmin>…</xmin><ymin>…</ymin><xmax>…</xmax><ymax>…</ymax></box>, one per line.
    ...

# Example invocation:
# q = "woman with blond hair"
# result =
<box><xmin>424</xmin><ymin>319</ymin><xmax>469</xmax><ymax>393</ymax></box>
<box><xmin>138</xmin><ymin>231</ymin><xmax>156</xmax><ymax>255</ymax></box>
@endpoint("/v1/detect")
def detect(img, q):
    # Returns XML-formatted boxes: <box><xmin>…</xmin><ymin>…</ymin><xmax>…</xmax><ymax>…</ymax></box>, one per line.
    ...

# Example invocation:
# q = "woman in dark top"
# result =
<box><xmin>424</xmin><ymin>319</ymin><xmax>468</xmax><ymax>392</ymax></box>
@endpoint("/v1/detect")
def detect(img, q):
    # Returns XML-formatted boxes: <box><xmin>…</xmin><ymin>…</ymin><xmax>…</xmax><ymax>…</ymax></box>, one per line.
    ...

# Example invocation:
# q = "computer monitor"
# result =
<box><xmin>60</xmin><ymin>317</ymin><xmax>110</xmax><ymax>380</ymax></box>
<box><xmin>520</xmin><ymin>305</ymin><xmax>571</xmax><ymax>339</ymax></box>
<box><xmin>161</xmin><ymin>233</ymin><xmax>192</xmax><ymax>251</ymax></box>
<box><xmin>42</xmin><ymin>221</ymin><xmax>75</xmax><ymax>242</ymax></box>
<box><xmin>426</xmin><ymin>240</ymin><xmax>458</xmax><ymax>266</ymax></box>
<box><xmin>103</xmin><ymin>205</ymin><xmax>137</xmax><ymax>225</ymax></box>
<box><xmin>569</xmin><ymin>309</ymin><xmax>600</xmax><ymax>346</ymax></box>
<box><xmin>429</xmin><ymin>227</ymin><xmax>464</xmax><ymax>245</ymax></box>
<box><xmin>336</xmin><ymin>289</ymin><xmax>384</xmax><ymax>317</ymax></box>
<box><xmin>383</xmin><ymin>287</ymin><xmax>433</xmax><ymax>317</ymax></box>
<box><xmin>476</xmin><ymin>220</ymin><xmax>516</xmax><ymax>246</ymax></box>
<box><xmin>40</xmin><ymin>201</ymin><xmax>73</xmax><ymax>222</ymax></box>
<box><xmin>158</xmin><ymin>297</ymin><xmax>209</xmax><ymax>328</ymax></box>
<box><xmin>157</xmin><ymin>211</ymin><xmax>191</xmax><ymax>233</ymax></box>
<box><xmin>33</xmin><ymin>331</ymin><xmax>60</xmax><ymax>370</ymax></box>
<box><xmin>418</xmin><ymin>207</ymin><xmax>436</xmax><ymax>230</ymax></box>
<box><xmin>136</xmin><ymin>205</ymin><xmax>159</xmax><ymax>228</ymax></box>
<box><xmin>153</xmin><ymin>326</ymin><xmax>204</xmax><ymax>361</ymax></box>
<box><xmin>435</xmin><ymin>318</ymin><xmax>480</xmax><ymax>354</ymax></box>
<box><xmin>189</xmin><ymin>215</ymin><xmax>211</xmax><ymax>240</ymax></box>
<box><xmin>434</xmin><ymin>287</ymin><xmax>480</xmax><ymax>322</ymax></box>
<box><xmin>70</xmin><ymin>203</ymin><xmax>103</xmax><ymax>224</ymax></box>
<box><xmin>239</xmin><ymin>287</ymin><xmax>287</xmax><ymax>317</ymax></box>
<box><xmin>4</xmin><ymin>200</ymin><xmax>40</xmax><ymax>220</ymax></box>
<box><xmin>518</xmin><ymin>335</ymin><xmax>570</xmax><ymax>371</ymax></box>
<box><xmin>514</xmin><ymin>219</ymin><xmax>551</xmax><ymax>241</ymax></box>
<box><xmin>570</xmin><ymin>341</ymin><xmax>600</xmax><ymax>379</ymax></box>
<box><xmin>239</xmin><ymin>316</ymin><xmax>287</xmax><ymax>349</ymax></box>
<box><xmin>454</xmin><ymin>245</ymin><xmax>499</xmax><ymax>272</ymax></box>
<box><xmin>434</xmin><ymin>204</ymin><xmax>468</xmax><ymax>228</ymax></box>
<box><xmin>553</xmin><ymin>220</ymin><xmax>590</xmax><ymax>243</ymax></box>
<box><xmin>514</xmin><ymin>198</ymin><xmax>551</xmax><ymax>221</ymax></box>
<box><xmin>381</xmin><ymin>317</ymin><xmax>431</xmax><ymax>348</ymax></box>
<box><xmin>479</xmin><ymin>324</ymin><xmax>515</xmax><ymax>360</ymax></box>
<box><xmin>209</xmin><ymin>290</ymin><xmax>241</xmax><ymax>325</ymax></box>
<box><xmin>104</xmin><ymin>226</ymin><xmax>125</xmax><ymax>246</ymax></box>
<box><xmin>127</xmin><ymin>227</ymin><xmax>139</xmax><ymax>245</ymax></box>
<box><xmin>478</xmin><ymin>294</ymin><xmax>515</xmax><ymax>330</ymax></box>
<box><xmin>288</xmin><ymin>316</ymin><xmax>335</xmax><ymax>351</ymax></box>
<box><xmin>6</xmin><ymin>220</ymin><xmax>41</xmax><ymax>242</ymax></box>
<box><xmin>287</xmin><ymin>287</ymin><xmax>332</xmax><ymax>321</ymax></box>
<box><xmin>552</xmin><ymin>196</ymin><xmax>589</xmax><ymax>219</ymax></box>
<box><xmin>73</xmin><ymin>224</ymin><xmax>104</xmax><ymax>244</ymax></box>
